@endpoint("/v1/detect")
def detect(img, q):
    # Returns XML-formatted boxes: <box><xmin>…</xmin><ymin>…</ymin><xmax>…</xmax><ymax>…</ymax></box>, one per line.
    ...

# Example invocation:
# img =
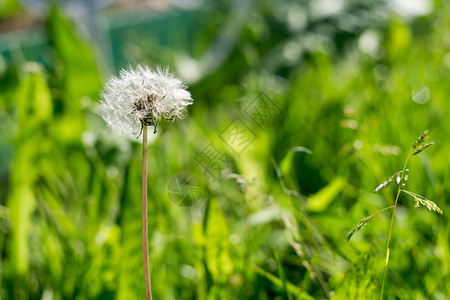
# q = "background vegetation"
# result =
<box><xmin>1</xmin><ymin>0</ymin><xmax>449</xmax><ymax>299</ymax></box>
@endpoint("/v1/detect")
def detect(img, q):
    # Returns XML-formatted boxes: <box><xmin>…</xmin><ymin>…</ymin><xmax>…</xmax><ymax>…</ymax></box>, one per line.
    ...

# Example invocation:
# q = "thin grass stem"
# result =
<box><xmin>379</xmin><ymin>149</ymin><xmax>413</xmax><ymax>299</ymax></box>
<box><xmin>142</xmin><ymin>125</ymin><xmax>152</xmax><ymax>300</ymax></box>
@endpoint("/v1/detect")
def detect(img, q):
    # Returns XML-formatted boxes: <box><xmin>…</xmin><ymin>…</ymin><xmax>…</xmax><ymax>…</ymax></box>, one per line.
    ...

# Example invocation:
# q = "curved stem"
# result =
<box><xmin>142</xmin><ymin>125</ymin><xmax>152</xmax><ymax>300</ymax></box>
<box><xmin>368</xmin><ymin>205</ymin><xmax>396</xmax><ymax>219</ymax></box>
<box><xmin>379</xmin><ymin>149</ymin><xmax>412</xmax><ymax>299</ymax></box>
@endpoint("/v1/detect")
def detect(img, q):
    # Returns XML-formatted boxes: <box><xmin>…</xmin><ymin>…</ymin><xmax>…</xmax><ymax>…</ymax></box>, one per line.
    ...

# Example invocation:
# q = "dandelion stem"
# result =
<box><xmin>379</xmin><ymin>149</ymin><xmax>413</xmax><ymax>299</ymax></box>
<box><xmin>142</xmin><ymin>125</ymin><xmax>152</xmax><ymax>300</ymax></box>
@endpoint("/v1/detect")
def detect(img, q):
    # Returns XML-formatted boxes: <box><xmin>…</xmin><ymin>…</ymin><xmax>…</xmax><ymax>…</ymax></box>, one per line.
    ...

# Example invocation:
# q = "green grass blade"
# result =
<box><xmin>332</xmin><ymin>246</ymin><xmax>377</xmax><ymax>299</ymax></box>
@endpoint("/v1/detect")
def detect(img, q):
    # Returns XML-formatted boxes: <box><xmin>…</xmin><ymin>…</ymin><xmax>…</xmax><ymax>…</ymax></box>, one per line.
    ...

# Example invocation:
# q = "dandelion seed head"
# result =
<box><xmin>99</xmin><ymin>65</ymin><xmax>193</xmax><ymax>139</ymax></box>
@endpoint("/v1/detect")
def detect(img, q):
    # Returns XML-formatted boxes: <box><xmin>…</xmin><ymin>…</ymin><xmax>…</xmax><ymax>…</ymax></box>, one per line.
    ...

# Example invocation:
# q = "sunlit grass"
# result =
<box><xmin>1</xmin><ymin>2</ymin><xmax>450</xmax><ymax>299</ymax></box>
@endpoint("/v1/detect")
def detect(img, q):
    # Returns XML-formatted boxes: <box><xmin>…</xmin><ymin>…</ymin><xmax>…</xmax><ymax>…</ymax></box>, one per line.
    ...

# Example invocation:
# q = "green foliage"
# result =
<box><xmin>203</xmin><ymin>198</ymin><xmax>233</xmax><ymax>284</ymax></box>
<box><xmin>307</xmin><ymin>177</ymin><xmax>346</xmax><ymax>213</ymax></box>
<box><xmin>1</xmin><ymin>1</ymin><xmax>450</xmax><ymax>299</ymax></box>
<box><xmin>0</xmin><ymin>0</ymin><xmax>21</xmax><ymax>17</ymax></box>
<box><xmin>46</xmin><ymin>6</ymin><xmax>102</xmax><ymax>108</ymax></box>
<box><xmin>117</xmin><ymin>159</ymin><xmax>146</xmax><ymax>300</ymax></box>
<box><xmin>251</xmin><ymin>264</ymin><xmax>314</xmax><ymax>300</ymax></box>
<box><xmin>5</xmin><ymin>71</ymin><xmax>52</xmax><ymax>299</ymax></box>
<box><xmin>332</xmin><ymin>246</ymin><xmax>377</xmax><ymax>299</ymax></box>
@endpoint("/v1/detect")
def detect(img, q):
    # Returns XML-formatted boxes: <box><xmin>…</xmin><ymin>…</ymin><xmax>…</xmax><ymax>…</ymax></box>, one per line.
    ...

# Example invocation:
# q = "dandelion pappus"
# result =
<box><xmin>134</xmin><ymin>93</ymin><xmax>176</xmax><ymax>137</ymax></box>
<box><xmin>99</xmin><ymin>65</ymin><xmax>193</xmax><ymax>140</ymax></box>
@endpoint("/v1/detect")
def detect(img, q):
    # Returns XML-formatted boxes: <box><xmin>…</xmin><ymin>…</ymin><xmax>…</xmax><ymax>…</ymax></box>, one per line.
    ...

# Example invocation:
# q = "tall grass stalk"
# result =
<box><xmin>346</xmin><ymin>131</ymin><xmax>443</xmax><ymax>299</ymax></box>
<box><xmin>379</xmin><ymin>149</ymin><xmax>412</xmax><ymax>299</ymax></box>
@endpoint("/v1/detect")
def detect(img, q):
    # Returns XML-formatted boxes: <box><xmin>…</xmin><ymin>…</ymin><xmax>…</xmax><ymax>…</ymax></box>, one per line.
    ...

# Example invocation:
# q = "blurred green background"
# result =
<box><xmin>1</xmin><ymin>0</ymin><xmax>449</xmax><ymax>299</ymax></box>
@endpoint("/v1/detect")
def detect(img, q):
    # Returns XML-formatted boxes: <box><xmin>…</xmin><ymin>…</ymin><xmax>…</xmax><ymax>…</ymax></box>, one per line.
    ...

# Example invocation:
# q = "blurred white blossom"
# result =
<box><xmin>99</xmin><ymin>65</ymin><xmax>193</xmax><ymax>139</ymax></box>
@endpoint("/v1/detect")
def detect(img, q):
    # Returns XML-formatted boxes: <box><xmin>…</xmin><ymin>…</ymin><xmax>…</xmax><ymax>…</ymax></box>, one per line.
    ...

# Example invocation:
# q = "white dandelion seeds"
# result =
<box><xmin>99</xmin><ymin>65</ymin><xmax>193</xmax><ymax>139</ymax></box>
